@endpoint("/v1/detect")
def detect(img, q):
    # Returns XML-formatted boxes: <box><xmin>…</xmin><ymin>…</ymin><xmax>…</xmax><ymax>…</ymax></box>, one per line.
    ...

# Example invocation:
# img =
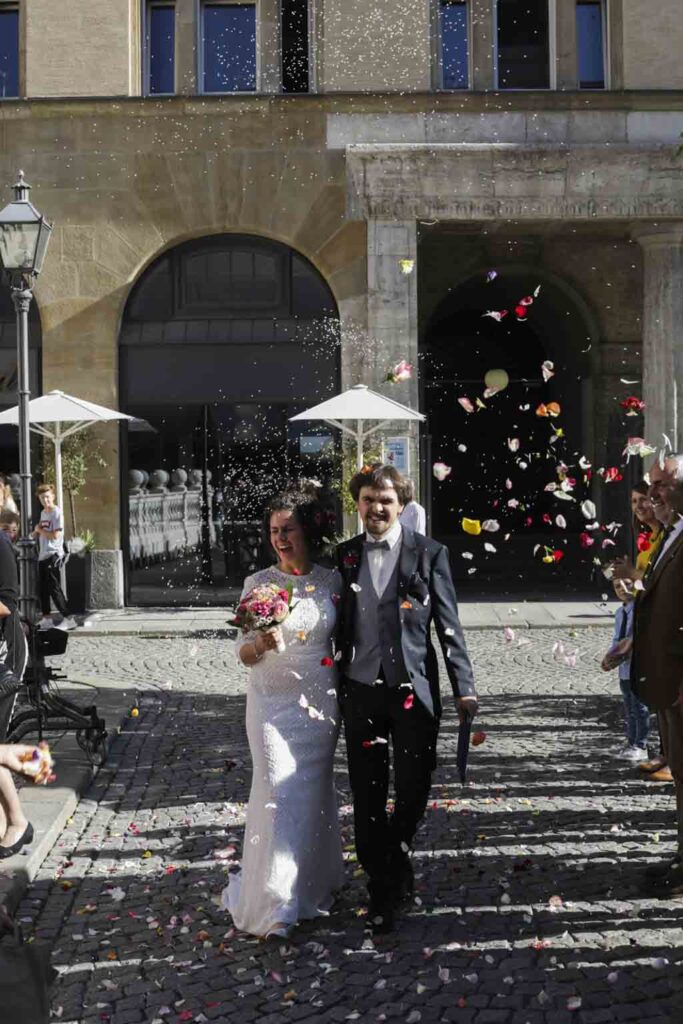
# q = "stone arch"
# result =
<box><xmin>119</xmin><ymin>231</ymin><xmax>341</xmax><ymax>604</ymax></box>
<box><xmin>420</xmin><ymin>264</ymin><xmax>602</xmax><ymax>591</ymax></box>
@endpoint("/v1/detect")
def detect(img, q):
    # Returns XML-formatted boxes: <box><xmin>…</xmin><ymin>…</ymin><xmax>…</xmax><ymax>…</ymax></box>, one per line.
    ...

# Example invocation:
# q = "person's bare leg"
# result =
<box><xmin>0</xmin><ymin>767</ymin><xmax>28</xmax><ymax>847</ymax></box>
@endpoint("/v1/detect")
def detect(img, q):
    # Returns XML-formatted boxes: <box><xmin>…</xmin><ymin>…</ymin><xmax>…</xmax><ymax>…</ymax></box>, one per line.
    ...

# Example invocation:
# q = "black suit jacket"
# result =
<box><xmin>335</xmin><ymin>527</ymin><xmax>476</xmax><ymax>717</ymax></box>
<box><xmin>632</xmin><ymin>527</ymin><xmax>683</xmax><ymax>710</ymax></box>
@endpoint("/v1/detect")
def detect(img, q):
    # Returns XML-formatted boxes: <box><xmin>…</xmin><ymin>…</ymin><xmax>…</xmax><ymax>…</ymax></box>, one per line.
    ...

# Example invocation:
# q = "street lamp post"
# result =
<box><xmin>0</xmin><ymin>172</ymin><xmax>53</xmax><ymax>622</ymax></box>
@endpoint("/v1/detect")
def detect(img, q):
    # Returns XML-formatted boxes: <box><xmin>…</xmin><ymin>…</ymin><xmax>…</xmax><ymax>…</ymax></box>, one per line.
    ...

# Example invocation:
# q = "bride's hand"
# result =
<box><xmin>257</xmin><ymin>627</ymin><xmax>282</xmax><ymax>654</ymax></box>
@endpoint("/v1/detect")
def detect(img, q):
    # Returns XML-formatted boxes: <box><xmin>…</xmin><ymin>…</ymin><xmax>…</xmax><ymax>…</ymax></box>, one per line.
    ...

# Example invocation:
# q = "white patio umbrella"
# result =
<box><xmin>0</xmin><ymin>390</ymin><xmax>134</xmax><ymax>517</ymax></box>
<box><xmin>290</xmin><ymin>383</ymin><xmax>425</xmax><ymax>468</ymax></box>
<box><xmin>290</xmin><ymin>384</ymin><xmax>425</xmax><ymax>529</ymax></box>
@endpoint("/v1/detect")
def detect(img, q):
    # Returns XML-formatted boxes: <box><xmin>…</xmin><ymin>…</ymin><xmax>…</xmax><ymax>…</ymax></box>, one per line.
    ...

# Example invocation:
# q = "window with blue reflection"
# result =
<box><xmin>203</xmin><ymin>3</ymin><xmax>256</xmax><ymax>93</ymax></box>
<box><xmin>147</xmin><ymin>3</ymin><xmax>175</xmax><ymax>95</ymax></box>
<box><xmin>577</xmin><ymin>1</ymin><xmax>605</xmax><ymax>89</ymax></box>
<box><xmin>0</xmin><ymin>7</ymin><xmax>19</xmax><ymax>99</ymax></box>
<box><xmin>441</xmin><ymin>1</ymin><xmax>468</xmax><ymax>90</ymax></box>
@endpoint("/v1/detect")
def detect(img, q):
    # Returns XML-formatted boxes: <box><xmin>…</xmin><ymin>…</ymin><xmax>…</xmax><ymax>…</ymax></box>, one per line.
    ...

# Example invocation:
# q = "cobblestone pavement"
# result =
<box><xmin>16</xmin><ymin>628</ymin><xmax>683</xmax><ymax>1024</ymax></box>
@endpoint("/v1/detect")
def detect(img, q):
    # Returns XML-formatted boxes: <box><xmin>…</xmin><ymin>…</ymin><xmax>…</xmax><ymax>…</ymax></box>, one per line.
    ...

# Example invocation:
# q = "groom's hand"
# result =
<box><xmin>457</xmin><ymin>696</ymin><xmax>478</xmax><ymax>720</ymax></box>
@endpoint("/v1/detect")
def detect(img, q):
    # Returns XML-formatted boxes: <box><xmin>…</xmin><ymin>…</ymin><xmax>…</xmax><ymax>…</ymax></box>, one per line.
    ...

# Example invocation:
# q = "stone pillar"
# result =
<box><xmin>633</xmin><ymin>224</ymin><xmax>683</xmax><ymax>452</ymax></box>
<box><xmin>176</xmin><ymin>0</ymin><xmax>198</xmax><ymax>94</ymax></box>
<box><xmin>470</xmin><ymin>0</ymin><xmax>495</xmax><ymax>90</ymax></box>
<box><xmin>366</xmin><ymin>219</ymin><xmax>420</xmax><ymax>483</ymax></box>
<box><xmin>259</xmin><ymin>0</ymin><xmax>282</xmax><ymax>92</ymax></box>
<box><xmin>555</xmin><ymin>0</ymin><xmax>578</xmax><ymax>89</ymax></box>
<box><xmin>367</xmin><ymin>220</ymin><xmax>418</xmax><ymax>407</ymax></box>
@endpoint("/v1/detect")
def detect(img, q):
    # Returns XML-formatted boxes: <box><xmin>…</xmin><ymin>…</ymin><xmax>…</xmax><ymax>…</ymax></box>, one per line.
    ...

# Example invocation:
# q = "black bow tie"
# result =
<box><xmin>365</xmin><ymin>539</ymin><xmax>390</xmax><ymax>551</ymax></box>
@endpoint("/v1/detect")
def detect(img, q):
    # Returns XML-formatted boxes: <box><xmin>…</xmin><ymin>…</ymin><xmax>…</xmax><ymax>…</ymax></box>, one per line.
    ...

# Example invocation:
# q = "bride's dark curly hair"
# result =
<box><xmin>262</xmin><ymin>482</ymin><xmax>336</xmax><ymax>558</ymax></box>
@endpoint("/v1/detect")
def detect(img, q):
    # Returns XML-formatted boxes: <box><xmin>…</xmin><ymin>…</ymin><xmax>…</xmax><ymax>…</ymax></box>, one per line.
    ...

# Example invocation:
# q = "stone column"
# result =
<box><xmin>470</xmin><ymin>0</ymin><xmax>495</xmax><ymax>90</ymax></box>
<box><xmin>555</xmin><ymin>0</ymin><xmax>578</xmax><ymax>89</ymax></box>
<box><xmin>367</xmin><ymin>220</ymin><xmax>418</xmax><ymax>408</ymax></box>
<box><xmin>176</xmin><ymin>0</ymin><xmax>198</xmax><ymax>94</ymax></box>
<box><xmin>259</xmin><ymin>0</ymin><xmax>282</xmax><ymax>92</ymax></box>
<box><xmin>633</xmin><ymin>224</ymin><xmax>683</xmax><ymax>451</ymax></box>
<box><xmin>366</xmin><ymin>219</ymin><xmax>420</xmax><ymax>482</ymax></box>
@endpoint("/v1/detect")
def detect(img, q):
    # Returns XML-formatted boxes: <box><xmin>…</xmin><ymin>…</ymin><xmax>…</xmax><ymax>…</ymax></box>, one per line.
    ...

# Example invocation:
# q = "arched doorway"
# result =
<box><xmin>120</xmin><ymin>234</ymin><xmax>340</xmax><ymax>605</ymax></box>
<box><xmin>421</xmin><ymin>267</ymin><xmax>599</xmax><ymax>596</ymax></box>
<box><xmin>0</xmin><ymin>288</ymin><xmax>41</xmax><ymax>494</ymax></box>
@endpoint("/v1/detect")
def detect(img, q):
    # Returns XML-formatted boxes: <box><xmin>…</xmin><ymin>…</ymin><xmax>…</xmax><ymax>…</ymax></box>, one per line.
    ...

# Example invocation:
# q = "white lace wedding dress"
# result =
<box><xmin>222</xmin><ymin>564</ymin><xmax>345</xmax><ymax>937</ymax></box>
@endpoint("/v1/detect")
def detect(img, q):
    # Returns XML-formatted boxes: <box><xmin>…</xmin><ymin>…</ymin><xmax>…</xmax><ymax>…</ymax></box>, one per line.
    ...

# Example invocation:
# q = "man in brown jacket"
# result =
<box><xmin>632</xmin><ymin>454</ymin><xmax>683</xmax><ymax>894</ymax></box>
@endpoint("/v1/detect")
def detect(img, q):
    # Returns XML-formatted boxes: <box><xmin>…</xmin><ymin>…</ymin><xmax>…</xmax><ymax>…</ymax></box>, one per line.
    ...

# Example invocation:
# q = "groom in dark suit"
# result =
<box><xmin>336</xmin><ymin>464</ymin><xmax>477</xmax><ymax>933</ymax></box>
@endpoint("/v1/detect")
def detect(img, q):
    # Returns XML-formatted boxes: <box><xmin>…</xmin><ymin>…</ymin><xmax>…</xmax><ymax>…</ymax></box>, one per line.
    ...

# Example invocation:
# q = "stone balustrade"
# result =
<box><xmin>128</xmin><ymin>468</ymin><xmax>216</xmax><ymax>565</ymax></box>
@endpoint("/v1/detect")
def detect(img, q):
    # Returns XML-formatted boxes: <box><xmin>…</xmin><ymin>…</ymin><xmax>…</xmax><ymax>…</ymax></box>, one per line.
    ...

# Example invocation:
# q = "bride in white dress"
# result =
<box><xmin>223</xmin><ymin>488</ymin><xmax>344</xmax><ymax>938</ymax></box>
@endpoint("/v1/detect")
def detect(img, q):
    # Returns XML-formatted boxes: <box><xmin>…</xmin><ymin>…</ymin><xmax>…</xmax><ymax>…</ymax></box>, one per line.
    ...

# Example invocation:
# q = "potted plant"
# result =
<box><xmin>65</xmin><ymin>529</ymin><xmax>96</xmax><ymax>615</ymax></box>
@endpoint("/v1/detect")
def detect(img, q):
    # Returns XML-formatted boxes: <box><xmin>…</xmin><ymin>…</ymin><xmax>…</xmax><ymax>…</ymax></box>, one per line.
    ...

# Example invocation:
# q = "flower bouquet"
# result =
<box><xmin>19</xmin><ymin>741</ymin><xmax>55</xmax><ymax>785</ymax></box>
<box><xmin>230</xmin><ymin>582</ymin><xmax>294</xmax><ymax>653</ymax></box>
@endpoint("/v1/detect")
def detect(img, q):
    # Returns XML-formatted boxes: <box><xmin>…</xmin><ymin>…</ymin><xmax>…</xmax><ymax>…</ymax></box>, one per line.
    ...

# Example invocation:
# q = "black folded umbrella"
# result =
<box><xmin>456</xmin><ymin>710</ymin><xmax>473</xmax><ymax>784</ymax></box>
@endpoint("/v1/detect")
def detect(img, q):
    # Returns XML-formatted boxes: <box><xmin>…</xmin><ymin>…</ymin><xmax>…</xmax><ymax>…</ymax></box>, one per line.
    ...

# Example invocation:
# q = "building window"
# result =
<box><xmin>145</xmin><ymin>2</ymin><xmax>176</xmax><ymax>95</ymax></box>
<box><xmin>202</xmin><ymin>2</ymin><xmax>256</xmax><ymax>93</ymax></box>
<box><xmin>0</xmin><ymin>4</ymin><xmax>19</xmax><ymax>99</ymax></box>
<box><xmin>576</xmin><ymin>1</ymin><xmax>605</xmax><ymax>89</ymax></box>
<box><xmin>439</xmin><ymin>1</ymin><xmax>468</xmax><ymax>89</ymax></box>
<box><xmin>281</xmin><ymin>0</ymin><xmax>309</xmax><ymax>93</ymax></box>
<box><xmin>496</xmin><ymin>0</ymin><xmax>549</xmax><ymax>89</ymax></box>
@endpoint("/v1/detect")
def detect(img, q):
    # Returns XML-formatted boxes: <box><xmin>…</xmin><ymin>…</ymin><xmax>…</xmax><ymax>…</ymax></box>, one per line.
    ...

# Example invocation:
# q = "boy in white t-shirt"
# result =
<box><xmin>32</xmin><ymin>484</ymin><xmax>76</xmax><ymax>630</ymax></box>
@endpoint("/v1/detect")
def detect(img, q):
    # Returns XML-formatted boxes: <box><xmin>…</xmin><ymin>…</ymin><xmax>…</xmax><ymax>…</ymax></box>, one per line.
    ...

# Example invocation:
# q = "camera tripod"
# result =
<box><xmin>7</xmin><ymin>617</ymin><xmax>108</xmax><ymax>766</ymax></box>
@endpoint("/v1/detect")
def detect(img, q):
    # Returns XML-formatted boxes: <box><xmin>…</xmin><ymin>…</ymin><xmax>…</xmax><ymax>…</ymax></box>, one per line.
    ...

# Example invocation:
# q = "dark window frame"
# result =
<box><xmin>200</xmin><ymin>0</ymin><xmax>257</xmax><ymax>94</ymax></box>
<box><xmin>0</xmin><ymin>3</ymin><xmax>20</xmax><ymax>100</ymax></box>
<box><xmin>143</xmin><ymin>0</ymin><xmax>176</xmax><ymax>96</ymax></box>
<box><xmin>438</xmin><ymin>0</ymin><xmax>469</xmax><ymax>91</ymax></box>
<box><xmin>576</xmin><ymin>0</ymin><xmax>606</xmax><ymax>90</ymax></box>
<box><xmin>281</xmin><ymin>0</ymin><xmax>310</xmax><ymax>94</ymax></box>
<box><xmin>495</xmin><ymin>0</ymin><xmax>551</xmax><ymax>91</ymax></box>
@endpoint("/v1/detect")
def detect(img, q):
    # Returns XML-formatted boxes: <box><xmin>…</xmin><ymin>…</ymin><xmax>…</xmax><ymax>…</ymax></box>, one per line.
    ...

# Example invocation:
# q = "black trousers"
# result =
<box><xmin>38</xmin><ymin>555</ymin><xmax>68</xmax><ymax>617</ymax></box>
<box><xmin>340</xmin><ymin>677</ymin><xmax>439</xmax><ymax>899</ymax></box>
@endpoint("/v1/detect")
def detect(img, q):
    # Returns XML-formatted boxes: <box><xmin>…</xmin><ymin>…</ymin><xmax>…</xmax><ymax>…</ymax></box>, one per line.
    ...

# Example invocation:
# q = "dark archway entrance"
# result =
<box><xmin>120</xmin><ymin>234</ymin><xmax>340</xmax><ymax>605</ymax></box>
<box><xmin>421</xmin><ymin>268</ymin><xmax>600</xmax><ymax>596</ymax></box>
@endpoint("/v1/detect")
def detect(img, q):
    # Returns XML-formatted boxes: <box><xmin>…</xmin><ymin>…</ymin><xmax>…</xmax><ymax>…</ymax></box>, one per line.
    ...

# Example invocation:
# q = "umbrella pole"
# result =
<box><xmin>54</xmin><ymin>429</ymin><xmax>64</xmax><ymax>525</ymax></box>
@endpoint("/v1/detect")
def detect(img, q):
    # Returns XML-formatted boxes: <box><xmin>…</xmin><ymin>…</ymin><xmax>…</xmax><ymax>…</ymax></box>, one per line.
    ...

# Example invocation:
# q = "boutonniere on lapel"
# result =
<box><xmin>343</xmin><ymin>551</ymin><xmax>360</xmax><ymax>571</ymax></box>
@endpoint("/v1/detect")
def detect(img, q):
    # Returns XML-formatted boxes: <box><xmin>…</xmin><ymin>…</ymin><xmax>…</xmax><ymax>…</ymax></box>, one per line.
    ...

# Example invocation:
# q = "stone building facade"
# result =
<box><xmin>0</xmin><ymin>0</ymin><xmax>681</xmax><ymax>603</ymax></box>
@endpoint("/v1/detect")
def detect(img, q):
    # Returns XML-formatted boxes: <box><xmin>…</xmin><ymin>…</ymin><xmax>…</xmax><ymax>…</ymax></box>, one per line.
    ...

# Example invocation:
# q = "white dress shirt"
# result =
<box><xmin>399</xmin><ymin>501</ymin><xmax>426</xmax><ymax>536</ymax></box>
<box><xmin>658</xmin><ymin>516</ymin><xmax>683</xmax><ymax>561</ymax></box>
<box><xmin>364</xmin><ymin>520</ymin><xmax>403</xmax><ymax>597</ymax></box>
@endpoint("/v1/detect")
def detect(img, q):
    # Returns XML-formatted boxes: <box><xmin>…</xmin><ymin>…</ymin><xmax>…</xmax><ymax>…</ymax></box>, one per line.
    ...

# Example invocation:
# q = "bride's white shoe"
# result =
<box><xmin>263</xmin><ymin>923</ymin><xmax>290</xmax><ymax>940</ymax></box>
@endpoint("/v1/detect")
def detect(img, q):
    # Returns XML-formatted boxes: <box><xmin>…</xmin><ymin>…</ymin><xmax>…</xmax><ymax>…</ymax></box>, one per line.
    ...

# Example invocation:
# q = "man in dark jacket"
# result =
<box><xmin>632</xmin><ymin>454</ymin><xmax>683</xmax><ymax>895</ymax></box>
<box><xmin>336</xmin><ymin>464</ymin><xmax>477</xmax><ymax>932</ymax></box>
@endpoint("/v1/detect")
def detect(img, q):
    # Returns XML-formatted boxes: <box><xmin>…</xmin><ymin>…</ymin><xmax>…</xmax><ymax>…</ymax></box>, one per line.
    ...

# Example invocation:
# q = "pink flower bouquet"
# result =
<box><xmin>230</xmin><ymin>582</ymin><xmax>294</xmax><ymax>653</ymax></box>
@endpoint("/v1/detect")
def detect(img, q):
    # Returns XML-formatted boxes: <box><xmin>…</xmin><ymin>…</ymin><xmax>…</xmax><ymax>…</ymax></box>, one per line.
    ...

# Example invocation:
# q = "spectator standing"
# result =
<box><xmin>601</xmin><ymin>483</ymin><xmax>658</xmax><ymax>762</ymax></box>
<box><xmin>0</xmin><ymin>475</ymin><xmax>17</xmax><ymax>514</ymax></box>
<box><xmin>399</xmin><ymin>479</ymin><xmax>427</xmax><ymax>535</ymax></box>
<box><xmin>32</xmin><ymin>483</ymin><xmax>76</xmax><ymax>631</ymax></box>
<box><xmin>632</xmin><ymin>455</ymin><xmax>683</xmax><ymax>894</ymax></box>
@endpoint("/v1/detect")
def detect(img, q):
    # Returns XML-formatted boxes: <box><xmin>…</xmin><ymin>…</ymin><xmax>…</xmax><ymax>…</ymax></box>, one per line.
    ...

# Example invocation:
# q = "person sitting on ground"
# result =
<box><xmin>32</xmin><ymin>484</ymin><xmax>76</xmax><ymax>632</ymax></box>
<box><xmin>398</xmin><ymin>478</ymin><xmax>427</xmax><ymax>535</ymax></box>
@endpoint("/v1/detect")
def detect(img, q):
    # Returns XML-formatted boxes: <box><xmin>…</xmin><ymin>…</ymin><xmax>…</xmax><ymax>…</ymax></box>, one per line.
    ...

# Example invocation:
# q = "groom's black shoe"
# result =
<box><xmin>388</xmin><ymin>851</ymin><xmax>414</xmax><ymax>904</ymax></box>
<box><xmin>368</xmin><ymin>897</ymin><xmax>395</xmax><ymax>935</ymax></box>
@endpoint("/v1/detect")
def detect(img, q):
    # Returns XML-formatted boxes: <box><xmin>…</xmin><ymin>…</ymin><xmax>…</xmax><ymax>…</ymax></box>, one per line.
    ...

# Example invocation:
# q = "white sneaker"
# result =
<box><xmin>55</xmin><ymin>616</ymin><xmax>78</xmax><ymax>631</ymax></box>
<box><xmin>37</xmin><ymin>616</ymin><xmax>53</xmax><ymax>630</ymax></box>
<box><xmin>618</xmin><ymin>745</ymin><xmax>649</xmax><ymax>761</ymax></box>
